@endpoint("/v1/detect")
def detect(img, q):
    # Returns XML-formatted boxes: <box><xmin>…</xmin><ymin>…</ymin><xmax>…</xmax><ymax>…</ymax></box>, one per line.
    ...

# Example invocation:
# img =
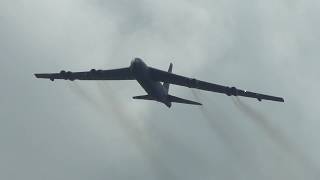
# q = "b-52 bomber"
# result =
<box><xmin>35</xmin><ymin>58</ymin><xmax>284</xmax><ymax>108</ymax></box>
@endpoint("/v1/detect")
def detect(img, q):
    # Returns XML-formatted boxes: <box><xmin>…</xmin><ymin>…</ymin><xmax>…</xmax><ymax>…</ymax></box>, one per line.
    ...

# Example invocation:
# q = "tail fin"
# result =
<box><xmin>168</xmin><ymin>95</ymin><xmax>202</xmax><ymax>106</ymax></box>
<box><xmin>163</xmin><ymin>63</ymin><xmax>173</xmax><ymax>93</ymax></box>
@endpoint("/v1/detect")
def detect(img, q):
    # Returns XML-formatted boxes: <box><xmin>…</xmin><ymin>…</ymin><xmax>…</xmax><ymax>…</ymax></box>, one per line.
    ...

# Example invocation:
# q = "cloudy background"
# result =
<box><xmin>1</xmin><ymin>0</ymin><xmax>320</xmax><ymax>179</ymax></box>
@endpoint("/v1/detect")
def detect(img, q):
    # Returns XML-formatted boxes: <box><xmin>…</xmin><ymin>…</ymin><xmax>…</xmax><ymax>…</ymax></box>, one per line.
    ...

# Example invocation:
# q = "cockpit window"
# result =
<box><xmin>135</xmin><ymin>58</ymin><xmax>141</xmax><ymax>62</ymax></box>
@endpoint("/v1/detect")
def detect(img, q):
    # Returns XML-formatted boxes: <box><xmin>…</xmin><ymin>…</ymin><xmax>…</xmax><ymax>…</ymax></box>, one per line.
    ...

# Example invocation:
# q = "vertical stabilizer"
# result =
<box><xmin>163</xmin><ymin>63</ymin><xmax>173</xmax><ymax>93</ymax></box>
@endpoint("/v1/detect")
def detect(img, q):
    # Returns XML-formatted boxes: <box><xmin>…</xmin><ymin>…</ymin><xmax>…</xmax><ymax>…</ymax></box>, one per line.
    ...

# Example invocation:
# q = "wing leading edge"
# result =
<box><xmin>35</xmin><ymin>68</ymin><xmax>134</xmax><ymax>81</ymax></box>
<box><xmin>149</xmin><ymin>68</ymin><xmax>284</xmax><ymax>102</ymax></box>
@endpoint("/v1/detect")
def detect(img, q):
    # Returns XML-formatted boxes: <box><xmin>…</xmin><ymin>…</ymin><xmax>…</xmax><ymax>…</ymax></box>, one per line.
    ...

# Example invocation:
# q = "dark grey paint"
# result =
<box><xmin>35</xmin><ymin>58</ymin><xmax>283</xmax><ymax>107</ymax></box>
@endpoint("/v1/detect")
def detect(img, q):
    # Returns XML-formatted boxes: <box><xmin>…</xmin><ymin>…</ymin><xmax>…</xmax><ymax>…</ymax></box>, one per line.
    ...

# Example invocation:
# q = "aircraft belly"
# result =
<box><xmin>136</xmin><ymin>78</ymin><xmax>166</xmax><ymax>102</ymax></box>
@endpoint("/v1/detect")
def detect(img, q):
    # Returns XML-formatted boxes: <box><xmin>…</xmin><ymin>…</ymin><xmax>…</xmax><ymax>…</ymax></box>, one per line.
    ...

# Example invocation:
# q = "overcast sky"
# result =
<box><xmin>1</xmin><ymin>0</ymin><xmax>320</xmax><ymax>179</ymax></box>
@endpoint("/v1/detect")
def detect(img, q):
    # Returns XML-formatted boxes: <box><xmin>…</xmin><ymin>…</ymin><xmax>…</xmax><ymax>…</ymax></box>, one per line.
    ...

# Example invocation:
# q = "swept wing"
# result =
<box><xmin>35</xmin><ymin>68</ymin><xmax>134</xmax><ymax>81</ymax></box>
<box><xmin>149</xmin><ymin>68</ymin><xmax>284</xmax><ymax>102</ymax></box>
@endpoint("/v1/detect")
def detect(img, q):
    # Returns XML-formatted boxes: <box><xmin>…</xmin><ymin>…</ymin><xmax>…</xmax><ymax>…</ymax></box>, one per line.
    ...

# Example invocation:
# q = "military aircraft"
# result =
<box><xmin>35</xmin><ymin>58</ymin><xmax>284</xmax><ymax>107</ymax></box>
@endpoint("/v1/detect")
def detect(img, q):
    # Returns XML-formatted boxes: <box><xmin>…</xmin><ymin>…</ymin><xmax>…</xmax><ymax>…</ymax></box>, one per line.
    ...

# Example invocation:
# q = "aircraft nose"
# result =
<box><xmin>131</xmin><ymin>58</ymin><xmax>139</xmax><ymax>65</ymax></box>
<box><xmin>131</xmin><ymin>58</ymin><xmax>144</xmax><ymax>67</ymax></box>
<box><xmin>130</xmin><ymin>58</ymin><xmax>147</xmax><ymax>73</ymax></box>
<box><xmin>130</xmin><ymin>58</ymin><xmax>140</xmax><ymax>72</ymax></box>
<box><xmin>134</xmin><ymin>58</ymin><xmax>142</xmax><ymax>63</ymax></box>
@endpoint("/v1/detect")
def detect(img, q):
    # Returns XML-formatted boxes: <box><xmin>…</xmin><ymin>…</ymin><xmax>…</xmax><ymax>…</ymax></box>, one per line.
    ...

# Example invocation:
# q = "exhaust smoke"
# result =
<box><xmin>66</xmin><ymin>81</ymin><xmax>176</xmax><ymax>180</ymax></box>
<box><xmin>231</xmin><ymin>96</ymin><xmax>319</xmax><ymax>179</ymax></box>
<box><xmin>191</xmin><ymin>89</ymin><xmax>259</xmax><ymax>174</ymax></box>
<box><xmin>95</xmin><ymin>82</ymin><xmax>177</xmax><ymax>180</ymax></box>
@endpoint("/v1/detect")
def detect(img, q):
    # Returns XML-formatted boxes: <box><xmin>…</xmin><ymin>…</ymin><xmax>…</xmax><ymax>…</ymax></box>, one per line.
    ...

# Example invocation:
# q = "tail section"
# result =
<box><xmin>133</xmin><ymin>94</ymin><xmax>202</xmax><ymax>106</ymax></box>
<box><xmin>168</xmin><ymin>95</ymin><xmax>202</xmax><ymax>106</ymax></box>
<box><xmin>163</xmin><ymin>63</ymin><xmax>173</xmax><ymax>93</ymax></box>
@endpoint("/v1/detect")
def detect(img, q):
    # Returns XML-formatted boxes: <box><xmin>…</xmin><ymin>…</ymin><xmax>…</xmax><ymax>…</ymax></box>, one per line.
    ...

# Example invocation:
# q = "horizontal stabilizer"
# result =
<box><xmin>168</xmin><ymin>95</ymin><xmax>202</xmax><ymax>106</ymax></box>
<box><xmin>133</xmin><ymin>95</ymin><xmax>154</xmax><ymax>100</ymax></box>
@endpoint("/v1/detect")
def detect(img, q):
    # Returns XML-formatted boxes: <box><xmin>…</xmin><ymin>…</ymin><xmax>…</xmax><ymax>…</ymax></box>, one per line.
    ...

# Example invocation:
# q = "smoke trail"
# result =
<box><xmin>191</xmin><ymin>89</ymin><xmax>242</xmax><ymax>153</ymax></box>
<box><xmin>66</xmin><ymin>81</ymin><xmax>176</xmax><ymax>180</ymax></box>
<box><xmin>232</xmin><ymin>97</ymin><xmax>319</xmax><ymax>179</ymax></box>
<box><xmin>193</xmin><ymin>90</ymin><xmax>319</xmax><ymax>179</ymax></box>
<box><xmin>95</xmin><ymin>82</ymin><xmax>177</xmax><ymax>180</ymax></box>
<box><xmin>67</xmin><ymin>82</ymin><xmax>102</xmax><ymax>110</ymax></box>
<box><xmin>232</xmin><ymin>97</ymin><xmax>297</xmax><ymax>153</ymax></box>
<box><xmin>231</xmin><ymin>97</ymin><xmax>292</xmax><ymax>150</ymax></box>
<box><xmin>191</xmin><ymin>89</ymin><xmax>257</xmax><ymax>175</ymax></box>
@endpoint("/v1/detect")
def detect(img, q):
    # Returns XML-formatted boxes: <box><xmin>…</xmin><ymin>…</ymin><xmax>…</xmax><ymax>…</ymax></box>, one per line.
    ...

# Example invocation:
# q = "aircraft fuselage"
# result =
<box><xmin>130</xmin><ymin>58</ymin><xmax>172</xmax><ymax>107</ymax></box>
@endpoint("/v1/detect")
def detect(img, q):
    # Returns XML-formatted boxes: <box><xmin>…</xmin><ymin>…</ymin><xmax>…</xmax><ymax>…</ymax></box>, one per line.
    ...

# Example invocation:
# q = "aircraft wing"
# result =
<box><xmin>149</xmin><ymin>68</ymin><xmax>284</xmax><ymax>102</ymax></box>
<box><xmin>35</xmin><ymin>68</ymin><xmax>134</xmax><ymax>81</ymax></box>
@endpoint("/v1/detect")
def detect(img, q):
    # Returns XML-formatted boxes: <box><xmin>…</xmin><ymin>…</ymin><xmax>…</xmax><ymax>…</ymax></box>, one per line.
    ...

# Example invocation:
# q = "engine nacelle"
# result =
<box><xmin>189</xmin><ymin>78</ymin><xmax>199</xmax><ymax>88</ymax></box>
<box><xmin>60</xmin><ymin>70</ymin><xmax>67</xmax><ymax>80</ymax></box>
<box><xmin>60</xmin><ymin>70</ymin><xmax>74</xmax><ymax>80</ymax></box>
<box><xmin>231</xmin><ymin>87</ymin><xmax>238</xmax><ymax>96</ymax></box>
<box><xmin>227</xmin><ymin>87</ymin><xmax>238</xmax><ymax>96</ymax></box>
<box><xmin>60</xmin><ymin>70</ymin><xmax>66</xmax><ymax>74</ymax></box>
<box><xmin>66</xmin><ymin>71</ymin><xmax>75</xmax><ymax>81</ymax></box>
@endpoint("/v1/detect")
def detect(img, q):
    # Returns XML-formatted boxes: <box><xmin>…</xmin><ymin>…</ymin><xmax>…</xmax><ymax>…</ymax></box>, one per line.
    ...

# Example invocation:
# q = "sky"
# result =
<box><xmin>1</xmin><ymin>0</ymin><xmax>320</xmax><ymax>179</ymax></box>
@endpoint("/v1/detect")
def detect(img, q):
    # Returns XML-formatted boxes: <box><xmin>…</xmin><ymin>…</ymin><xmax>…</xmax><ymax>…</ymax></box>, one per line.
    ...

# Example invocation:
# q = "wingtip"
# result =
<box><xmin>195</xmin><ymin>102</ymin><xmax>203</xmax><ymax>106</ymax></box>
<box><xmin>276</xmin><ymin>97</ymin><xmax>285</xmax><ymax>102</ymax></box>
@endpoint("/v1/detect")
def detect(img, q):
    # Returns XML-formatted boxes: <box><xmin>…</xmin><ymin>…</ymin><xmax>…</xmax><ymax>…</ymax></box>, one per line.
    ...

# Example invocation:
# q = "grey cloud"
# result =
<box><xmin>1</xmin><ymin>0</ymin><xmax>320</xmax><ymax>180</ymax></box>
